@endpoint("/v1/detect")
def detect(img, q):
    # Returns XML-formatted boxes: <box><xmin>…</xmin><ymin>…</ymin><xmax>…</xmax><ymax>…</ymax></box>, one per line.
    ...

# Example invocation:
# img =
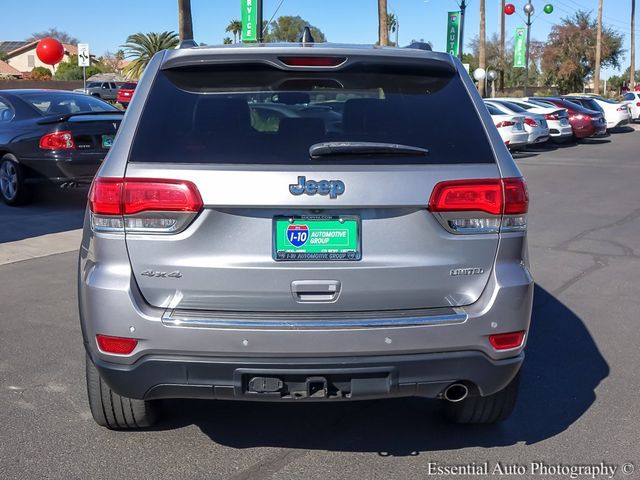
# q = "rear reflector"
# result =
<box><xmin>96</xmin><ymin>334</ymin><xmax>138</xmax><ymax>354</ymax></box>
<box><xmin>489</xmin><ymin>331</ymin><xmax>526</xmax><ymax>350</ymax></box>
<box><xmin>89</xmin><ymin>178</ymin><xmax>203</xmax><ymax>215</ymax></box>
<box><xmin>39</xmin><ymin>131</ymin><xmax>75</xmax><ymax>150</ymax></box>
<box><xmin>278</xmin><ymin>56</ymin><xmax>346</xmax><ymax>67</ymax></box>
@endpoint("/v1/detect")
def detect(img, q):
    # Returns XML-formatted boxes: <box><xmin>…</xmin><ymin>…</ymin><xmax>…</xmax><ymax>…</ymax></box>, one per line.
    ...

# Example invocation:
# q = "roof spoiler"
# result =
<box><xmin>37</xmin><ymin>110</ymin><xmax>124</xmax><ymax>125</ymax></box>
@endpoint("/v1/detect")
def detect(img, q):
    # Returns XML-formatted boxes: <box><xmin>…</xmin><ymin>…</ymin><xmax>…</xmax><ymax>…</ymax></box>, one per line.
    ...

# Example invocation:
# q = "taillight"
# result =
<box><xmin>88</xmin><ymin>177</ymin><xmax>203</xmax><ymax>234</ymax></box>
<box><xmin>278</xmin><ymin>56</ymin><xmax>346</xmax><ymax>67</ymax></box>
<box><xmin>523</xmin><ymin>117</ymin><xmax>538</xmax><ymax>127</ymax></box>
<box><xmin>96</xmin><ymin>334</ymin><xmax>138</xmax><ymax>355</ymax></box>
<box><xmin>636</xmin><ymin>102</ymin><xmax>640</xmax><ymax>107</ymax></box>
<box><xmin>489</xmin><ymin>331</ymin><xmax>526</xmax><ymax>350</ymax></box>
<box><xmin>544</xmin><ymin>113</ymin><xmax>558</xmax><ymax>120</ymax></box>
<box><xmin>495</xmin><ymin>120</ymin><xmax>515</xmax><ymax>128</ymax></box>
<box><xmin>39</xmin><ymin>131</ymin><xmax>75</xmax><ymax>150</ymax></box>
<box><xmin>428</xmin><ymin>177</ymin><xmax>528</xmax><ymax>234</ymax></box>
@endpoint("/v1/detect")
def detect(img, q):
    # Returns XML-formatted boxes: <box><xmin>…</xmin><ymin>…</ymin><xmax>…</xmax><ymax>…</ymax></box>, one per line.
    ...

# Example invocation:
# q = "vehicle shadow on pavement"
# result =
<box><xmin>157</xmin><ymin>285</ymin><xmax>609</xmax><ymax>455</ymax></box>
<box><xmin>0</xmin><ymin>186</ymin><xmax>88</xmax><ymax>243</ymax></box>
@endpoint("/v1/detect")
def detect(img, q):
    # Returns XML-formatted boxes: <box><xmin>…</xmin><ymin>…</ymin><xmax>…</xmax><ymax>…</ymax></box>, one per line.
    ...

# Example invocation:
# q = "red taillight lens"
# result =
<box><xmin>88</xmin><ymin>177</ymin><xmax>202</xmax><ymax>215</ymax></box>
<box><xmin>489</xmin><ymin>331</ymin><xmax>526</xmax><ymax>350</ymax></box>
<box><xmin>88</xmin><ymin>178</ymin><xmax>123</xmax><ymax>215</ymax></box>
<box><xmin>96</xmin><ymin>334</ymin><xmax>138</xmax><ymax>354</ymax></box>
<box><xmin>495</xmin><ymin>120</ymin><xmax>515</xmax><ymax>128</ymax></box>
<box><xmin>123</xmin><ymin>179</ymin><xmax>203</xmax><ymax>214</ymax></box>
<box><xmin>523</xmin><ymin>117</ymin><xmax>538</xmax><ymax>127</ymax></box>
<box><xmin>503</xmin><ymin>177</ymin><xmax>529</xmax><ymax>214</ymax></box>
<box><xmin>39</xmin><ymin>130</ymin><xmax>75</xmax><ymax>150</ymax></box>
<box><xmin>544</xmin><ymin>113</ymin><xmax>558</xmax><ymax>120</ymax></box>
<box><xmin>636</xmin><ymin>102</ymin><xmax>640</xmax><ymax>107</ymax></box>
<box><xmin>428</xmin><ymin>179</ymin><xmax>503</xmax><ymax>215</ymax></box>
<box><xmin>278</xmin><ymin>56</ymin><xmax>346</xmax><ymax>67</ymax></box>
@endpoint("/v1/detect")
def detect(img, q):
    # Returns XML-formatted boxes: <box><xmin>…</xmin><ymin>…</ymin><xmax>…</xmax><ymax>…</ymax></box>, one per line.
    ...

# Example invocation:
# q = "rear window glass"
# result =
<box><xmin>121</xmin><ymin>82</ymin><xmax>137</xmax><ymax>89</ymax></box>
<box><xmin>22</xmin><ymin>93</ymin><xmax>117</xmax><ymax>115</ymax></box>
<box><xmin>129</xmin><ymin>63</ymin><xmax>495</xmax><ymax>165</ymax></box>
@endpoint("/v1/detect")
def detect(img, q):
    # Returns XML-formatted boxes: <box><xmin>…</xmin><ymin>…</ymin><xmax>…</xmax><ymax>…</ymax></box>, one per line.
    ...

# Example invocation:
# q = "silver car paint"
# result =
<box><xmin>79</xmin><ymin>45</ymin><xmax>533</xmax><ymax>389</ymax></box>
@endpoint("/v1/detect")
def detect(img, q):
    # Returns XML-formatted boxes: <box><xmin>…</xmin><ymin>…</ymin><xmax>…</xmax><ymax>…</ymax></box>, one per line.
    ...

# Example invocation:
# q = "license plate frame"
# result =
<box><xmin>273</xmin><ymin>215</ymin><xmax>361</xmax><ymax>261</ymax></box>
<box><xmin>101</xmin><ymin>134</ymin><xmax>115</xmax><ymax>149</ymax></box>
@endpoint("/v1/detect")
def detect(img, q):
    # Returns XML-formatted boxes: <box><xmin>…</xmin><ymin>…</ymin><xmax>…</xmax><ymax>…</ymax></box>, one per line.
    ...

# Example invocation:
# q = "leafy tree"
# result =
<box><xmin>223</xmin><ymin>37</ymin><xmax>233</xmax><ymax>45</ymax></box>
<box><xmin>122</xmin><ymin>31</ymin><xmax>179</xmax><ymax>79</ymax></box>
<box><xmin>53</xmin><ymin>55</ymin><xmax>102</xmax><ymax>80</ymax></box>
<box><xmin>27</xmin><ymin>28</ymin><xmax>79</xmax><ymax>44</ymax></box>
<box><xmin>542</xmin><ymin>11</ymin><xmax>624</xmax><ymax>93</ymax></box>
<box><xmin>99</xmin><ymin>50</ymin><xmax>126</xmax><ymax>74</ymax></box>
<box><xmin>226</xmin><ymin>19</ymin><xmax>242</xmax><ymax>43</ymax></box>
<box><xmin>25</xmin><ymin>66</ymin><xmax>53</xmax><ymax>80</ymax></box>
<box><xmin>264</xmin><ymin>16</ymin><xmax>326</xmax><ymax>42</ymax></box>
<box><xmin>0</xmin><ymin>52</ymin><xmax>8</xmax><ymax>62</ymax></box>
<box><xmin>387</xmin><ymin>12</ymin><xmax>398</xmax><ymax>45</ymax></box>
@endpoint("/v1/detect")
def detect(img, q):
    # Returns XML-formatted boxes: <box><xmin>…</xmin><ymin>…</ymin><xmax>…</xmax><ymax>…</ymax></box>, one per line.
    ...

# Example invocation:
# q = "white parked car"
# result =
<box><xmin>484</xmin><ymin>103</ymin><xmax>528</xmax><ymax>149</ymax></box>
<box><xmin>484</xmin><ymin>100</ymin><xmax>550</xmax><ymax>145</ymax></box>
<box><xmin>492</xmin><ymin>97</ymin><xmax>573</xmax><ymax>142</ymax></box>
<box><xmin>564</xmin><ymin>95</ymin><xmax>631</xmax><ymax>129</ymax></box>
<box><xmin>622</xmin><ymin>91</ymin><xmax>640</xmax><ymax>122</ymax></box>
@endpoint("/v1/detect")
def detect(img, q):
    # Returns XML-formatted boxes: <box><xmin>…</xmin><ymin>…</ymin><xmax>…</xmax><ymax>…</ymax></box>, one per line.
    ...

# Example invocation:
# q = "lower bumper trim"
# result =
<box><xmin>90</xmin><ymin>350</ymin><xmax>524</xmax><ymax>402</ymax></box>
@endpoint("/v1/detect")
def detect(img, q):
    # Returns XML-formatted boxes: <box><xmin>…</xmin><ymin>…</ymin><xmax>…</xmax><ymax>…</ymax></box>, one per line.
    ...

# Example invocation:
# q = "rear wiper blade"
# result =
<box><xmin>37</xmin><ymin>110</ymin><xmax>124</xmax><ymax>125</ymax></box>
<box><xmin>309</xmin><ymin>142</ymin><xmax>429</xmax><ymax>159</ymax></box>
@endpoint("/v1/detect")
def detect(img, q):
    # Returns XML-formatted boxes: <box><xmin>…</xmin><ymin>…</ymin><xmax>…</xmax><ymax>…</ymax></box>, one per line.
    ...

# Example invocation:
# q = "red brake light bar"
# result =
<box><xmin>278</xmin><ymin>56</ymin><xmax>346</xmax><ymax>67</ymax></box>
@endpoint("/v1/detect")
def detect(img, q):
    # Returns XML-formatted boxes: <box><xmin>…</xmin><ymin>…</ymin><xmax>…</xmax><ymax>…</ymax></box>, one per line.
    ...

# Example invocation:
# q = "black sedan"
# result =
<box><xmin>0</xmin><ymin>89</ymin><xmax>124</xmax><ymax>206</ymax></box>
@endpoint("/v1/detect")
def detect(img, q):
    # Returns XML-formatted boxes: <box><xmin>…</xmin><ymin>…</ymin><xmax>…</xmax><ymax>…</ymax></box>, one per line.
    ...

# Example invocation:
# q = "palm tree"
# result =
<box><xmin>226</xmin><ymin>20</ymin><xmax>243</xmax><ymax>43</ymax></box>
<box><xmin>122</xmin><ymin>31</ymin><xmax>180</xmax><ymax>79</ymax></box>
<box><xmin>631</xmin><ymin>0</ymin><xmax>636</xmax><ymax>88</ymax></box>
<box><xmin>594</xmin><ymin>0</ymin><xmax>604</xmax><ymax>94</ymax></box>
<box><xmin>478</xmin><ymin>0</ymin><xmax>486</xmax><ymax>96</ymax></box>
<box><xmin>223</xmin><ymin>37</ymin><xmax>233</xmax><ymax>45</ymax></box>
<box><xmin>178</xmin><ymin>0</ymin><xmax>194</xmax><ymax>42</ymax></box>
<box><xmin>378</xmin><ymin>0</ymin><xmax>389</xmax><ymax>46</ymax></box>
<box><xmin>387</xmin><ymin>12</ymin><xmax>398</xmax><ymax>46</ymax></box>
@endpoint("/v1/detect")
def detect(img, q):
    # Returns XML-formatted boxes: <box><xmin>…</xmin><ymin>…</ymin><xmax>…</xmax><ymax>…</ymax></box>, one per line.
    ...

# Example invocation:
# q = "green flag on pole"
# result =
<box><xmin>446</xmin><ymin>12</ymin><xmax>460</xmax><ymax>57</ymax></box>
<box><xmin>241</xmin><ymin>0</ymin><xmax>258</xmax><ymax>42</ymax></box>
<box><xmin>513</xmin><ymin>27</ymin><xmax>526</xmax><ymax>68</ymax></box>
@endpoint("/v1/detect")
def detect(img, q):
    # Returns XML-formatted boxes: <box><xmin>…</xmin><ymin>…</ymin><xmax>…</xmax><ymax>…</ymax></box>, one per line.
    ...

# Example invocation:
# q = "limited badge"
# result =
<box><xmin>286</xmin><ymin>224</ymin><xmax>309</xmax><ymax>248</ymax></box>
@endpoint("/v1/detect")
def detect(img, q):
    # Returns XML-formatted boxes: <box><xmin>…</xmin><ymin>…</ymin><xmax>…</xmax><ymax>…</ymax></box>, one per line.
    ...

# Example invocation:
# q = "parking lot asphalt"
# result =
<box><xmin>1</xmin><ymin>131</ymin><xmax>639</xmax><ymax>479</ymax></box>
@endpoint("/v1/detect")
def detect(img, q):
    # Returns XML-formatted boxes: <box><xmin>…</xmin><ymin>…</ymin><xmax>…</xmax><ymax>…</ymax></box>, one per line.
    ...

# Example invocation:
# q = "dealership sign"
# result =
<box><xmin>241</xmin><ymin>0</ymin><xmax>257</xmax><ymax>42</ymax></box>
<box><xmin>513</xmin><ymin>27</ymin><xmax>526</xmax><ymax>68</ymax></box>
<box><xmin>446</xmin><ymin>12</ymin><xmax>460</xmax><ymax>57</ymax></box>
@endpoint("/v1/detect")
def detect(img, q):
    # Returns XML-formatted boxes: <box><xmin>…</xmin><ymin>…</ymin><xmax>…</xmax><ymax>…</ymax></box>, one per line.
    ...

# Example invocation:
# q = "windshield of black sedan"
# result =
<box><xmin>22</xmin><ymin>93</ymin><xmax>117</xmax><ymax>116</ymax></box>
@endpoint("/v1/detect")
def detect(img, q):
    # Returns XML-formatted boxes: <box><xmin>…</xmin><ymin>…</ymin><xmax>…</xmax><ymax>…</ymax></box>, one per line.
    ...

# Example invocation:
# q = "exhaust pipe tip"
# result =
<box><xmin>443</xmin><ymin>383</ymin><xmax>469</xmax><ymax>403</ymax></box>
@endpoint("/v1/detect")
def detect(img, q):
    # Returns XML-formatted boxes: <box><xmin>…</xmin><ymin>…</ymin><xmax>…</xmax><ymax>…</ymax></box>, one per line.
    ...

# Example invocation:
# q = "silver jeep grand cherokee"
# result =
<box><xmin>79</xmin><ymin>42</ymin><xmax>533</xmax><ymax>429</ymax></box>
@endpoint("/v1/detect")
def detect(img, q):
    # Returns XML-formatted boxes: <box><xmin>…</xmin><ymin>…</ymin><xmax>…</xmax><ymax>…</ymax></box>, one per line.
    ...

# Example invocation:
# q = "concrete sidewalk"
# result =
<box><xmin>0</xmin><ymin>229</ymin><xmax>81</xmax><ymax>266</ymax></box>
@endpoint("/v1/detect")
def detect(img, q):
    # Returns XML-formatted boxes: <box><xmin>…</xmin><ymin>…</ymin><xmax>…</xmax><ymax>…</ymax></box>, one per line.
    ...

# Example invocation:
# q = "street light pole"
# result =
<box><xmin>257</xmin><ymin>0</ymin><xmax>264</xmax><ymax>43</ymax></box>
<box><xmin>459</xmin><ymin>0</ymin><xmax>467</xmax><ymax>59</ymax></box>
<box><xmin>523</xmin><ymin>1</ymin><xmax>534</xmax><ymax>96</ymax></box>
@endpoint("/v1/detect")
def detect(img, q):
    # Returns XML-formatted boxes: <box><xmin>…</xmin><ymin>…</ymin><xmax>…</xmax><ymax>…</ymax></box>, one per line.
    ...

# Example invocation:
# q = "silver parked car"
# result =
<box><xmin>74</xmin><ymin>81</ymin><xmax>120</xmax><ymax>101</ymax></box>
<box><xmin>484</xmin><ymin>99</ymin><xmax>550</xmax><ymax>145</ymax></box>
<box><xmin>79</xmin><ymin>42</ymin><xmax>533</xmax><ymax>429</ymax></box>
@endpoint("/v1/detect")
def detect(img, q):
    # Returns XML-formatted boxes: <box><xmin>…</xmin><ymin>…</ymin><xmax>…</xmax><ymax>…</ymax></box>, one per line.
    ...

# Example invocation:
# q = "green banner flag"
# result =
<box><xmin>446</xmin><ymin>11</ymin><xmax>460</xmax><ymax>57</ymax></box>
<box><xmin>241</xmin><ymin>0</ymin><xmax>257</xmax><ymax>42</ymax></box>
<box><xmin>513</xmin><ymin>27</ymin><xmax>526</xmax><ymax>68</ymax></box>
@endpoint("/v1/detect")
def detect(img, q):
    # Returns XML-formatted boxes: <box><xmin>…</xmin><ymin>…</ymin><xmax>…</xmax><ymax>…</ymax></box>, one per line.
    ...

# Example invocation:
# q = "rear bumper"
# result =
<box><xmin>21</xmin><ymin>154</ymin><xmax>104</xmax><ymax>182</ymax></box>
<box><xmin>90</xmin><ymin>350</ymin><xmax>524</xmax><ymax>401</ymax></box>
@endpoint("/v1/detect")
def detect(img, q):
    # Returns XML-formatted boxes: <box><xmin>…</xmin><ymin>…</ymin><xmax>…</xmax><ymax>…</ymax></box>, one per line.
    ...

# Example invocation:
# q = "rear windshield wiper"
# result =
<box><xmin>309</xmin><ymin>142</ymin><xmax>429</xmax><ymax>159</ymax></box>
<box><xmin>37</xmin><ymin>110</ymin><xmax>124</xmax><ymax>125</ymax></box>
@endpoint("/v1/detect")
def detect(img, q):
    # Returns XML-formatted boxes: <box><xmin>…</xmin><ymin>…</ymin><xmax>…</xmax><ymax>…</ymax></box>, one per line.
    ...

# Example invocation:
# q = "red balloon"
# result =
<box><xmin>504</xmin><ymin>3</ymin><xmax>516</xmax><ymax>15</ymax></box>
<box><xmin>36</xmin><ymin>38</ymin><xmax>65</xmax><ymax>65</ymax></box>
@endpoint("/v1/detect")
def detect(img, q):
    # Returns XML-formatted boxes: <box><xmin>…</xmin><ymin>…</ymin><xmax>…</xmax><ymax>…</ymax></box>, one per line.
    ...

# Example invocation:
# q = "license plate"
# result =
<box><xmin>274</xmin><ymin>216</ymin><xmax>361</xmax><ymax>261</ymax></box>
<box><xmin>101</xmin><ymin>135</ymin><xmax>114</xmax><ymax>149</ymax></box>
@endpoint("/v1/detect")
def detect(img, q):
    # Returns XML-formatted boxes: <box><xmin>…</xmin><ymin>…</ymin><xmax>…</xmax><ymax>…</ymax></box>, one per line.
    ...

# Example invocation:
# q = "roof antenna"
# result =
<box><xmin>299</xmin><ymin>26</ymin><xmax>315</xmax><ymax>44</ymax></box>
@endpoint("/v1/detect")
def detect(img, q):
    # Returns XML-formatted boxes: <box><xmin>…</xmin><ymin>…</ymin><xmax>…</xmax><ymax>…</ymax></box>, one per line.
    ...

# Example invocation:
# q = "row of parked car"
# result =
<box><xmin>73</xmin><ymin>81</ymin><xmax>138</xmax><ymax>108</ymax></box>
<box><xmin>486</xmin><ymin>93</ymin><xmax>640</xmax><ymax>150</ymax></box>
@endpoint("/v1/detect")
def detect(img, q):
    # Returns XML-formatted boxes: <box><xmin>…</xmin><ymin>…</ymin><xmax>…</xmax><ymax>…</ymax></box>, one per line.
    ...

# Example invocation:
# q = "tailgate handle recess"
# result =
<box><xmin>291</xmin><ymin>280</ymin><xmax>341</xmax><ymax>303</ymax></box>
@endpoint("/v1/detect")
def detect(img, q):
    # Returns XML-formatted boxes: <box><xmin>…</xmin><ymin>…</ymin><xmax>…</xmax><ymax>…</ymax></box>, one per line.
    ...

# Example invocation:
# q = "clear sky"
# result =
<box><xmin>0</xmin><ymin>0</ymin><xmax>636</xmax><ymax>76</ymax></box>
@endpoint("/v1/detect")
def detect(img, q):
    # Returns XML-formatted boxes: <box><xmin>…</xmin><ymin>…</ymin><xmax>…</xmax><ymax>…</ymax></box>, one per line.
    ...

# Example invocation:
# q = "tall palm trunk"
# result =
<box><xmin>594</xmin><ymin>0</ymin><xmax>603</xmax><ymax>94</ymax></box>
<box><xmin>478</xmin><ymin>0</ymin><xmax>486</xmax><ymax>97</ymax></box>
<box><xmin>499</xmin><ymin>0</ymin><xmax>505</xmax><ymax>92</ymax></box>
<box><xmin>378</xmin><ymin>0</ymin><xmax>389</xmax><ymax>46</ymax></box>
<box><xmin>178</xmin><ymin>0</ymin><xmax>194</xmax><ymax>42</ymax></box>
<box><xmin>632</xmin><ymin>0</ymin><xmax>636</xmax><ymax>89</ymax></box>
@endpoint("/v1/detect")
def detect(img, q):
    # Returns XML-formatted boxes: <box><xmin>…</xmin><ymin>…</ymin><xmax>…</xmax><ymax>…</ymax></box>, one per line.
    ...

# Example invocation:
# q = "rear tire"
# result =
<box><xmin>0</xmin><ymin>154</ymin><xmax>31</xmax><ymax>206</ymax></box>
<box><xmin>441</xmin><ymin>372</ymin><xmax>520</xmax><ymax>424</ymax></box>
<box><xmin>85</xmin><ymin>354</ymin><xmax>159</xmax><ymax>429</ymax></box>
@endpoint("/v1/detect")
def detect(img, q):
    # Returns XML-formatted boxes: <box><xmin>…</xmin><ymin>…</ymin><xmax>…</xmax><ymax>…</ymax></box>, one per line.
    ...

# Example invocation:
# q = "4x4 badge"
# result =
<box><xmin>289</xmin><ymin>176</ymin><xmax>345</xmax><ymax>199</ymax></box>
